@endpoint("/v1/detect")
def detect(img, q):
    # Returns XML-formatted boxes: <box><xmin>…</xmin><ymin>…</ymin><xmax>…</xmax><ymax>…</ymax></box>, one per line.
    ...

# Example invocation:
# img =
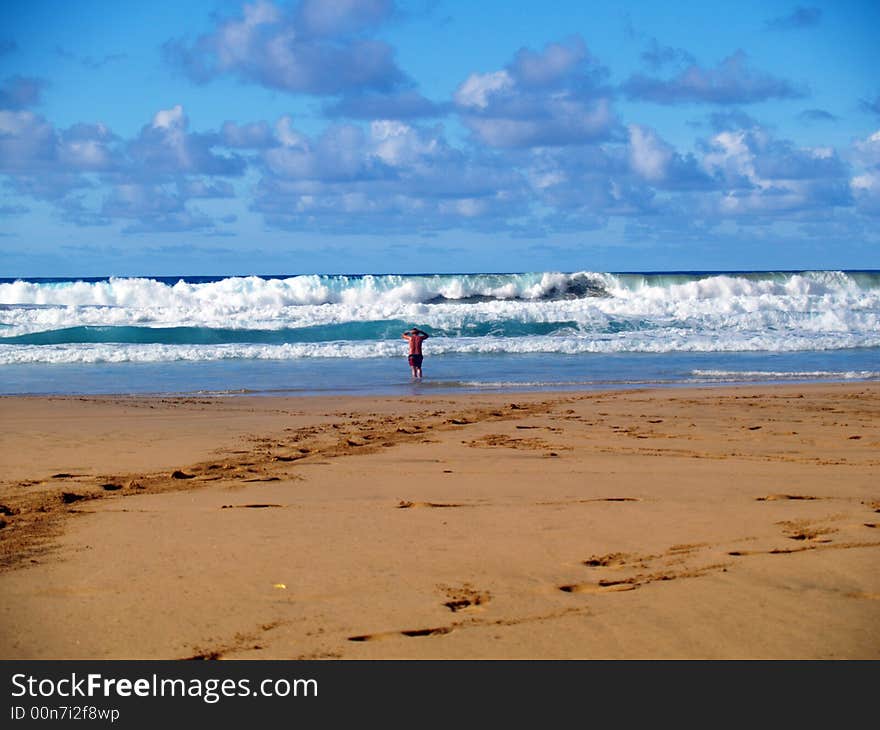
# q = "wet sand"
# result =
<box><xmin>0</xmin><ymin>384</ymin><xmax>878</xmax><ymax>659</ymax></box>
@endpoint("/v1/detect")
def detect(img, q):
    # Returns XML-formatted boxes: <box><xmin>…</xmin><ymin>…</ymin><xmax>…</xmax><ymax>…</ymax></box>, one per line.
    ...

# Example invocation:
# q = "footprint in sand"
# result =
<box><xmin>784</xmin><ymin>530</ymin><xmax>835</xmax><ymax>542</ymax></box>
<box><xmin>348</xmin><ymin>627</ymin><xmax>452</xmax><ymax>642</ymax></box>
<box><xmin>184</xmin><ymin>650</ymin><xmax>224</xmax><ymax>660</ymax></box>
<box><xmin>220</xmin><ymin>503</ymin><xmax>284</xmax><ymax>509</ymax></box>
<box><xmin>728</xmin><ymin>545</ymin><xmax>821</xmax><ymax>556</ymax></box>
<box><xmin>397</xmin><ymin>500</ymin><xmax>464</xmax><ymax>509</ymax></box>
<box><xmin>756</xmin><ymin>494</ymin><xmax>822</xmax><ymax>501</ymax></box>
<box><xmin>582</xmin><ymin>552</ymin><xmax>631</xmax><ymax>567</ymax></box>
<box><xmin>776</xmin><ymin>519</ymin><xmax>838</xmax><ymax>543</ymax></box>
<box><xmin>440</xmin><ymin>584</ymin><xmax>491</xmax><ymax>613</ymax></box>
<box><xmin>61</xmin><ymin>492</ymin><xmax>89</xmax><ymax>504</ymax></box>
<box><xmin>559</xmin><ymin>580</ymin><xmax>638</xmax><ymax>594</ymax></box>
<box><xmin>464</xmin><ymin>434</ymin><xmax>557</xmax><ymax>451</ymax></box>
<box><xmin>667</xmin><ymin>542</ymin><xmax>710</xmax><ymax>554</ymax></box>
<box><xmin>537</xmin><ymin>497</ymin><xmax>641</xmax><ymax>506</ymax></box>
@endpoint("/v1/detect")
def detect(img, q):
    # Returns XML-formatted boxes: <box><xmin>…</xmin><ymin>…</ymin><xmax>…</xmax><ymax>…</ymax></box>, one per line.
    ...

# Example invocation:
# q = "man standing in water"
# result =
<box><xmin>402</xmin><ymin>327</ymin><xmax>429</xmax><ymax>379</ymax></box>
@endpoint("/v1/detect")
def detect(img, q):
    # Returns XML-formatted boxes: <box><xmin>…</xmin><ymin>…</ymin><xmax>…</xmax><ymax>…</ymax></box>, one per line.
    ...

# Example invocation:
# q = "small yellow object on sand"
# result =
<box><xmin>273</xmin><ymin>583</ymin><xmax>286</xmax><ymax>589</ymax></box>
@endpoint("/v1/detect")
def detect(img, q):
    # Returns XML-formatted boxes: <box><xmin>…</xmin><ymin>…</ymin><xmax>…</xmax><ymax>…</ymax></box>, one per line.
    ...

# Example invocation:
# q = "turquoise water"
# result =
<box><xmin>1</xmin><ymin>270</ymin><xmax>877</xmax><ymax>396</ymax></box>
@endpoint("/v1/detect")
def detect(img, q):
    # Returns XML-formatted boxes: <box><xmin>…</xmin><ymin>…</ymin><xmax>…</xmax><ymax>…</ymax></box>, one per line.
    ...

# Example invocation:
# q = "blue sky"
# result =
<box><xmin>1</xmin><ymin>0</ymin><xmax>878</xmax><ymax>276</ymax></box>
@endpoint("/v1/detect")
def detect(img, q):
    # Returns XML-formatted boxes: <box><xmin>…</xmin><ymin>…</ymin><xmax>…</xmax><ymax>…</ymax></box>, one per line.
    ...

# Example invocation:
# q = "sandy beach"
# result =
<box><xmin>0</xmin><ymin>383</ymin><xmax>878</xmax><ymax>660</ymax></box>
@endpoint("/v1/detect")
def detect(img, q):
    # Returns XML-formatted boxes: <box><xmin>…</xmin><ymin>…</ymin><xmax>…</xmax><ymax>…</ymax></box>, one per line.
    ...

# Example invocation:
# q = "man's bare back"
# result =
<box><xmin>402</xmin><ymin>328</ymin><xmax>429</xmax><ymax>378</ymax></box>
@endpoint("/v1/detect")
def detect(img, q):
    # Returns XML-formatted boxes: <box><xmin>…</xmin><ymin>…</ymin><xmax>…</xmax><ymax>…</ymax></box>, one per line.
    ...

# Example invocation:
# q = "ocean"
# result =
<box><xmin>1</xmin><ymin>270</ymin><xmax>878</xmax><ymax>397</ymax></box>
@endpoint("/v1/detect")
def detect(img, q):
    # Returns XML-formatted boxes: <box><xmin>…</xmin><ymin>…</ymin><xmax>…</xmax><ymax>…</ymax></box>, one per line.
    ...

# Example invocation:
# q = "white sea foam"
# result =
<box><xmin>690</xmin><ymin>369</ymin><xmax>880</xmax><ymax>381</ymax></box>
<box><xmin>1</xmin><ymin>272</ymin><xmax>878</xmax><ymax>362</ymax></box>
<box><xmin>2</xmin><ymin>328</ymin><xmax>880</xmax><ymax>365</ymax></box>
<box><xmin>0</xmin><ymin>272</ymin><xmax>604</xmax><ymax>309</ymax></box>
<box><xmin>1</xmin><ymin>272</ymin><xmax>878</xmax><ymax>342</ymax></box>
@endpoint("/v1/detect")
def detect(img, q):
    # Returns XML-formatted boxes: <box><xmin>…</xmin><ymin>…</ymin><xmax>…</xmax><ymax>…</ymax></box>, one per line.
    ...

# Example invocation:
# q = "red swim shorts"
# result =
<box><xmin>408</xmin><ymin>354</ymin><xmax>423</xmax><ymax>367</ymax></box>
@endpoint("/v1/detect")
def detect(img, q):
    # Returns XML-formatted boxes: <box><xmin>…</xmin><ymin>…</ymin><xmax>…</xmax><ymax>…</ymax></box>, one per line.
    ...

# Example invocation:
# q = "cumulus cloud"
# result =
<box><xmin>101</xmin><ymin>183</ymin><xmax>220</xmax><ymax>233</ymax></box>
<box><xmin>508</xmin><ymin>37</ymin><xmax>600</xmax><ymax>88</ymax></box>
<box><xmin>5</xmin><ymin>173</ymin><xmax>95</xmax><ymax>212</ymax></box>
<box><xmin>102</xmin><ymin>184</ymin><xmax>183</xmax><ymax>218</ymax></box>
<box><xmin>163</xmin><ymin>0</ymin><xmax>405</xmax><ymax>96</ymax></box>
<box><xmin>521</xmin><ymin>144</ymin><xmax>655</xmax><ymax>221</ymax></box>
<box><xmin>1</xmin><ymin>13</ymin><xmax>872</xmax><ymax>244</ymax></box>
<box><xmin>514</xmin><ymin>125</ymin><xmax>715</xmax><ymax>227</ymax></box>
<box><xmin>622</xmin><ymin>50</ymin><xmax>805</xmax><ymax>105</ymax></box>
<box><xmin>453</xmin><ymin>36</ymin><xmax>617</xmax><ymax>148</ymax></box>
<box><xmin>0</xmin><ymin>110</ymin><xmax>121</xmax><ymax>177</ymax></box>
<box><xmin>127</xmin><ymin>105</ymin><xmax>246</xmax><ymax>178</ymax></box>
<box><xmin>752</xmin><ymin>141</ymin><xmax>847</xmax><ymax>181</ymax></box>
<box><xmin>454</xmin><ymin>70</ymin><xmax>514</xmax><ymax>109</ymax></box>
<box><xmin>625</xmin><ymin>124</ymin><xmax>714</xmax><ymax>191</ymax></box>
<box><xmin>628</xmin><ymin>125</ymin><xmax>673</xmax><ymax>182</ymax></box>
<box><xmin>108</xmin><ymin>107</ymin><xmax>245</xmax><ymax>231</ymax></box>
<box><xmin>850</xmin><ymin>171</ymin><xmax>880</xmax><ymax>215</ymax></box>
<box><xmin>0</xmin><ymin>104</ymin><xmax>244</xmax><ymax>187</ymax></box>
<box><xmin>0</xmin><ymin>104</ymin><xmax>247</xmax><ymax>233</ymax></box>
<box><xmin>700</xmin><ymin>127</ymin><xmax>851</xmax><ymax>217</ymax></box>
<box><xmin>263</xmin><ymin>119</ymin><xmax>390</xmax><ymax>182</ymax></box>
<box><xmin>0</xmin><ymin>110</ymin><xmax>57</xmax><ymax>172</ymax></box>
<box><xmin>853</xmin><ymin>129</ymin><xmax>880</xmax><ymax>168</ymax></box>
<box><xmin>58</xmin><ymin>123</ymin><xmax>121</xmax><ymax>171</ymax></box>
<box><xmin>0</xmin><ymin>75</ymin><xmax>47</xmax><ymax>110</ymax></box>
<box><xmin>765</xmin><ymin>6</ymin><xmax>822</xmax><ymax>31</ymax></box>
<box><xmin>251</xmin><ymin>116</ymin><xmax>529</xmax><ymax>232</ymax></box>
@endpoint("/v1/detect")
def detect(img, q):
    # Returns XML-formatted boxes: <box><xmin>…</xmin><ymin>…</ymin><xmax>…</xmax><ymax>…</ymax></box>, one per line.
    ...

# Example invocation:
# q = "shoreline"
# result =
<box><xmin>3</xmin><ymin>372</ymin><xmax>879</xmax><ymax>397</ymax></box>
<box><xmin>1</xmin><ymin>382</ymin><xmax>878</xmax><ymax>659</ymax></box>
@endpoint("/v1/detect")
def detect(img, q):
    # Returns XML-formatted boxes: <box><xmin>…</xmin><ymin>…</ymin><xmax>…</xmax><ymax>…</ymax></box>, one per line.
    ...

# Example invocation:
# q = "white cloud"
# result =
<box><xmin>454</xmin><ymin>71</ymin><xmax>513</xmax><ymax>109</ymax></box>
<box><xmin>164</xmin><ymin>0</ymin><xmax>404</xmax><ymax>95</ymax></box>
<box><xmin>853</xmin><ymin>129</ymin><xmax>880</xmax><ymax>167</ymax></box>
<box><xmin>370</xmin><ymin>120</ymin><xmax>441</xmax><ymax>166</ymax></box>
<box><xmin>702</xmin><ymin>129</ymin><xmax>762</xmax><ymax>186</ymax></box>
<box><xmin>275</xmin><ymin>115</ymin><xmax>308</xmax><ymax>148</ymax></box>
<box><xmin>452</xmin><ymin>37</ymin><xmax>616</xmax><ymax>148</ymax></box>
<box><xmin>850</xmin><ymin>173</ymin><xmax>874</xmax><ymax>191</ymax></box>
<box><xmin>152</xmin><ymin>105</ymin><xmax>186</xmax><ymax>130</ymax></box>
<box><xmin>215</xmin><ymin>0</ymin><xmax>282</xmax><ymax>69</ymax></box>
<box><xmin>628</xmin><ymin>124</ymin><xmax>673</xmax><ymax>181</ymax></box>
<box><xmin>851</xmin><ymin>171</ymin><xmax>880</xmax><ymax>215</ymax></box>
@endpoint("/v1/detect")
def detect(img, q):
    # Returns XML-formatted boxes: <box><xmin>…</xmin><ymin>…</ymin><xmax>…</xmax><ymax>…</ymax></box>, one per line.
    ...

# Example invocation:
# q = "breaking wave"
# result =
<box><xmin>1</xmin><ymin>270</ymin><xmax>878</xmax><ymax>363</ymax></box>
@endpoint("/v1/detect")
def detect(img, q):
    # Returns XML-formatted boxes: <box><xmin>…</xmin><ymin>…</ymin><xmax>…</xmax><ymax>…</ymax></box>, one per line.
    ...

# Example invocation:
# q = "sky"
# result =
<box><xmin>1</xmin><ymin>0</ymin><xmax>879</xmax><ymax>276</ymax></box>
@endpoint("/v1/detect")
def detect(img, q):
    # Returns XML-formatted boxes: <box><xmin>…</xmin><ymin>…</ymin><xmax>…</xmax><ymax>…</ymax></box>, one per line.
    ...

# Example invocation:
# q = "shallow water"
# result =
<box><xmin>1</xmin><ymin>349</ymin><xmax>877</xmax><ymax>397</ymax></box>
